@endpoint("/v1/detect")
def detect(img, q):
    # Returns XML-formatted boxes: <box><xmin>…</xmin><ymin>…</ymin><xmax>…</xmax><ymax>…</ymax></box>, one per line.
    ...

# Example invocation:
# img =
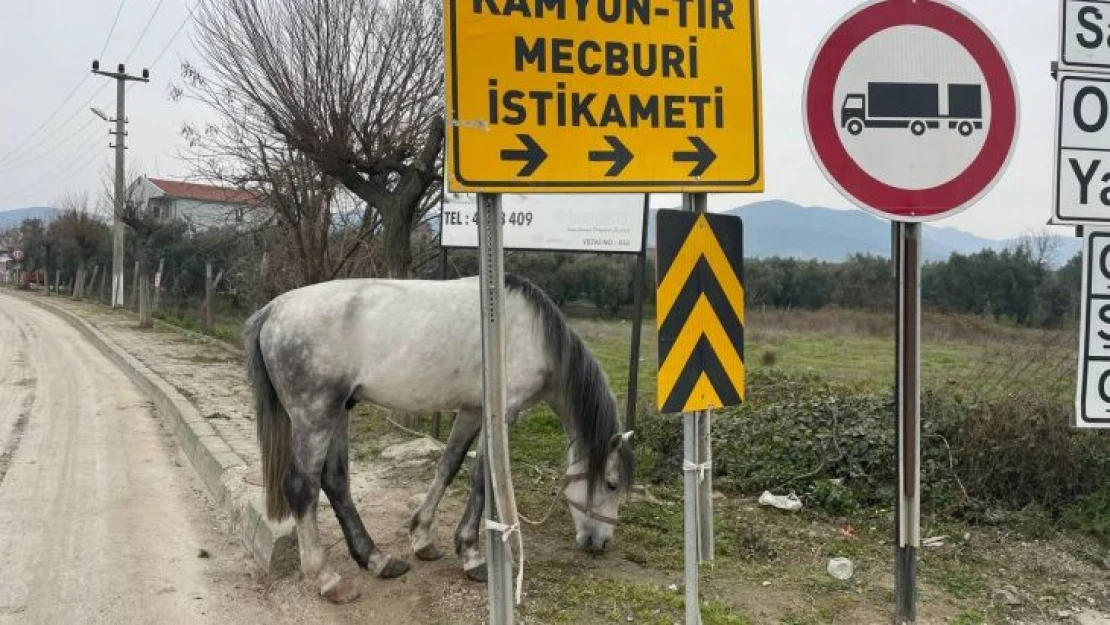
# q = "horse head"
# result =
<box><xmin>563</xmin><ymin>430</ymin><xmax>633</xmax><ymax>553</ymax></box>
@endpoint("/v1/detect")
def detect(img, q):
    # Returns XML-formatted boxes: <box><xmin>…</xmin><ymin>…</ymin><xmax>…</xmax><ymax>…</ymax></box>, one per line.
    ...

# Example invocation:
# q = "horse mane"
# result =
<box><xmin>505</xmin><ymin>274</ymin><xmax>634</xmax><ymax>498</ymax></box>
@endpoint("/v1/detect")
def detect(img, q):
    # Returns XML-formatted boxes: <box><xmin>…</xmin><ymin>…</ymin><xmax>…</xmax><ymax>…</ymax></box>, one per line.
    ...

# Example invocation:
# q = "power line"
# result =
<box><xmin>0</xmin><ymin>0</ymin><xmax>129</xmax><ymax>168</ymax></box>
<box><xmin>148</xmin><ymin>1</ymin><xmax>199</xmax><ymax>69</ymax></box>
<box><xmin>98</xmin><ymin>0</ymin><xmax>129</xmax><ymax>59</ymax></box>
<box><xmin>124</xmin><ymin>0</ymin><xmax>167</xmax><ymax>64</ymax></box>
<box><xmin>0</xmin><ymin>75</ymin><xmax>92</xmax><ymax>168</ymax></box>
<box><xmin>0</xmin><ymin>122</ymin><xmax>104</xmax><ymax>175</ymax></box>
<box><xmin>0</xmin><ymin>129</ymin><xmax>110</xmax><ymax>204</ymax></box>
<box><xmin>0</xmin><ymin>82</ymin><xmax>111</xmax><ymax>170</ymax></box>
<box><xmin>0</xmin><ymin>0</ymin><xmax>199</xmax><ymax>208</ymax></box>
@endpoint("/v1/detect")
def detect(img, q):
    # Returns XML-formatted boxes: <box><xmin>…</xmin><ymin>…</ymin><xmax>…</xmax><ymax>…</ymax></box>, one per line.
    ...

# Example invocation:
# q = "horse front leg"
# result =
<box><xmin>407</xmin><ymin>409</ymin><xmax>482</xmax><ymax>561</ymax></box>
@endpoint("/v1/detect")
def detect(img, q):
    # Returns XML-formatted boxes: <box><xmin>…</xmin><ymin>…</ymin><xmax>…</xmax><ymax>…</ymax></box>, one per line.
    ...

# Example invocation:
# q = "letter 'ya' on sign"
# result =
<box><xmin>444</xmin><ymin>0</ymin><xmax>764</xmax><ymax>193</ymax></box>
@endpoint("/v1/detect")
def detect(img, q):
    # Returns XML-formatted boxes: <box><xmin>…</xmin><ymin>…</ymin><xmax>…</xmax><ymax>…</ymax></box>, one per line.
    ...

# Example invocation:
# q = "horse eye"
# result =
<box><xmin>606</xmin><ymin>480</ymin><xmax>619</xmax><ymax>491</ymax></box>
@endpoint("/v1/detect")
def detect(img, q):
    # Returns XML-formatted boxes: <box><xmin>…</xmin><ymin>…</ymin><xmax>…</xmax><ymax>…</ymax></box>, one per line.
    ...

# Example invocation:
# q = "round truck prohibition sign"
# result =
<box><xmin>803</xmin><ymin>0</ymin><xmax>1019</xmax><ymax>222</ymax></box>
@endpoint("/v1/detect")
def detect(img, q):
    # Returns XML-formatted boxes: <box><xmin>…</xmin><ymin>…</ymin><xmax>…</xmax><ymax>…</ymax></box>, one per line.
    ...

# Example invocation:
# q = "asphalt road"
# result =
<box><xmin>0</xmin><ymin>294</ymin><xmax>275</xmax><ymax>624</ymax></box>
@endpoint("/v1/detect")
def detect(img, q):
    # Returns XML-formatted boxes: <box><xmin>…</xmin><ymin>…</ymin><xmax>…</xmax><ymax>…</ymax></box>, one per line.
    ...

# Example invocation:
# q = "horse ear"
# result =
<box><xmin>608</xmin><ymin>432</ymin><xmax>622</xmax><ymax>451</ymax></box>
<box><xmin>609</xmin><ymin>431</ymin><xmax>634</xmax><ymax>451</ymax></box>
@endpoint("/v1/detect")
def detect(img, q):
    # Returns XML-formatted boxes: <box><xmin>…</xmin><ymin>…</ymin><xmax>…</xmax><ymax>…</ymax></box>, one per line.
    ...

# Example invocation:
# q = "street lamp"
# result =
<box><xmin>90</xmin><ymin>107</ymin><xmax>109</xmax><ymax>121</ymax></box>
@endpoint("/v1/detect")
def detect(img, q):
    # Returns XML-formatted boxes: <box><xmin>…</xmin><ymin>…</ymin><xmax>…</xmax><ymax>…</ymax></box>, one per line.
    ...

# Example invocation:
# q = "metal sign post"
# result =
<box><xmin>894</xmin><ymin>222</ymin><xmax>922</xmax><ymax>624</ymax></box>
<box><xmin>683</xmin><ymin>192</ymin><xmax>706</xmax><ymax>625</ymax></box>
<box><xmin>656</xmin><ymin>196</ymin><xmax>747</xmax><ymax>624</ymax></box>
<box><xmin>683</xmin><ymin>411</ymin><xmax>701</xmax><ymax>625</ymax></box>
<box><xmin>803</xmin><ymin>3</ymin><xmax>1018</xmax><ymax>622</ymax></box>
<box><xmin>682</xmin><ymin>193</ymin><xmax>716</xmax><ymax>565</ymax></box>
<box><xmin>476</xmin><ymin>192</ymin><xmax>517</xmax><ymax>625</ymax></box>
<box><xmin>624</xmin><ymin>196</ymin><xmax>651</xmax><ymax>439</ymax></box>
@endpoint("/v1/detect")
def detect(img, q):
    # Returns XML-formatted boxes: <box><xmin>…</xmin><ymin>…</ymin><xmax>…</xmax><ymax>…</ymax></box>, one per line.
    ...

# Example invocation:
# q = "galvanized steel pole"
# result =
<box><xmin>683</xmin><ymin>412</ymin><xmax>700</xmax><ymax>625</ymax></box>
<box><xmin>477</xmin><ymin>193</ymin><xmax>515</xmax><ymax>625</ymax></box>
<box><xmin>624</xmin><ymin>195</ymin><xmax>651</xmax><ymax>440</ymax></box>
<box><xmin>683</xmin><ymin>192</ymin><xmax>715</xmax><ymax>564</ymax></box>
<box><xmin>894</xmin><ymin>221</ymin><xmax>921</xmax><ymax>624</ymax></box>
<box><xmin>679</xmin><ymin>192</ymin><xmax>714</xmax><ymax>622</ymax></box>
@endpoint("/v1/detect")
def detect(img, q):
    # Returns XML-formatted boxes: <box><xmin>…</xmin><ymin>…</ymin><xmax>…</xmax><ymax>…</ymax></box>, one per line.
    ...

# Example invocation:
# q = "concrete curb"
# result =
<box><xmin>152</xmin><ymin>318</ymin><xmax>245</xmax><ymax>358</ymax></box>
<box><xmin>16</xmin><ymin>294</ymin><xmax>297</xmax><ymax>577</ymax></box>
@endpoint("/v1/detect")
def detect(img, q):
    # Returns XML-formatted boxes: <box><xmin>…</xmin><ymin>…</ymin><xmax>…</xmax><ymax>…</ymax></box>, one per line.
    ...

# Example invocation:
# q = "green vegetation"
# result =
<box><xmin>524</xmin><ymin>566</ymin><xmax>750</xmax><ymax>625</ymax></box>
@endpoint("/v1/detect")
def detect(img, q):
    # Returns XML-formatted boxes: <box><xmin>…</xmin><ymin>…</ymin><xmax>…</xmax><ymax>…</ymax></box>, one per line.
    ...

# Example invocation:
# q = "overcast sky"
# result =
<box><xmin>0</xmin><ymin>0</ymin><xmax>1059</xmax><ymax>240</ymax></box>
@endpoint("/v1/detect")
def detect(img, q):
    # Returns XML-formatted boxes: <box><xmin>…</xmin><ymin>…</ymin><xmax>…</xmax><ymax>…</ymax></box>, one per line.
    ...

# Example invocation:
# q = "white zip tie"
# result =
<box><xmin>683</xmin><ymin>460</ymin><xmax>712</xmax><ymax>482</ymax></box>
<box><xmin>484</xmin><ymin>518</ymin><xmax>524</xmax><ymax>605</ymax></box>
<box><xmin>485</xmin><ymin>518</ymin><xmax>519</xmax><ymax>543</ymax></box>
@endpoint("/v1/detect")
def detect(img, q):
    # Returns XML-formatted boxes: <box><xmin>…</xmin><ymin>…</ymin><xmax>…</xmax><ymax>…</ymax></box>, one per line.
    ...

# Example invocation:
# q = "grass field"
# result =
<box><xmin>346</xmin><ymin>308</ymin><xmax>1103</xmax><ymax>624</ymax></box>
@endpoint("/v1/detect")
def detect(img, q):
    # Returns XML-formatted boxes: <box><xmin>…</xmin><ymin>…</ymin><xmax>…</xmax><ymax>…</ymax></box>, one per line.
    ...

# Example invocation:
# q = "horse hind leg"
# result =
<box><xmin>284</xmin><ymin>411</ymin><xmax>360</xmax><ymax>604</ymax></box>
<box><xmin>407</xmin><ymin>408</ymin><xmax>482</xmax><ymax>562</ymax></box>
<box><xmin>322</xmin><ymin>410</ymin><xmax>409</xmax><ymax>579</ymax></box>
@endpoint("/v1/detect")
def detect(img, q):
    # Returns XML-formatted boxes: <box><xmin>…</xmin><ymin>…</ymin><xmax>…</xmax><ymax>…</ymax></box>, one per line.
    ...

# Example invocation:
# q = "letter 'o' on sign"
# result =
<box><xmin>803</xmin><ymin>0</ymin><xmax>1019</xmax><ymax>222</ymax></box>
<box><xmin>443</xmin><ymin>0</ymin><xmax>764</xmax><ymax>193</ymax></box>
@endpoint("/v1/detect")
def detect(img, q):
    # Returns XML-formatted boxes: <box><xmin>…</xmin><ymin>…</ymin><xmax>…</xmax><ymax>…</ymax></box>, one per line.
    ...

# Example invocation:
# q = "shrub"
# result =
<box><xmin>635</xmin><ymin>370</ymin><xmax>1110</xmax><ymax>523</ymax></box>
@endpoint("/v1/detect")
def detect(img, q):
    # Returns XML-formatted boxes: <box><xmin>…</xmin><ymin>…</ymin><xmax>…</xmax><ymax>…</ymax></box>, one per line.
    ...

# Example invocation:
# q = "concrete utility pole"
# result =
<box><xmin>91</xmin><ymin>61</ymin><xmax>148</xmax><ymax>308</ymax></box>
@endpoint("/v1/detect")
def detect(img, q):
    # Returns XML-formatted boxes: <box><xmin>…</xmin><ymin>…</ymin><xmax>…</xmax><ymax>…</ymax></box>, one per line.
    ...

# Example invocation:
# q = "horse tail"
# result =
<box><xmin>243</xmin><ymin>303</ymin><xmax>292</xmax><ymax>521</ymax></box>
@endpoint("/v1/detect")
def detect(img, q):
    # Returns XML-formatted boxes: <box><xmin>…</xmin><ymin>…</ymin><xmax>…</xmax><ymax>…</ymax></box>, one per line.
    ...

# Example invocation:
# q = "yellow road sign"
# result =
<box><xmin>444</xmin><ymin>0</ymin><xmax>764</xmax><ymax>193</ymax></box>
<box><xmin>656</xmin><ymin>210</ymin><xmax>745</xmax><ymax>413</ymax></box>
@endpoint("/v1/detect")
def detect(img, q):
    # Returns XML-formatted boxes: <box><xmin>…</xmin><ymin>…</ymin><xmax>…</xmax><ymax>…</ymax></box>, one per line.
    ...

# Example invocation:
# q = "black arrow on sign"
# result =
<box><xmin>673</xmin><ymin>137</ymin><xmax>717</xmax><ymax>177</ymax></box>
<box><xmin>500</xmin><ymin>134</ymin><xmax>547</xmax><ymax>177</ymax></box>
<box><xmin>588</xmin><ymin>135</ymin><xmax>634</xmax><ymax>177</ymax></box>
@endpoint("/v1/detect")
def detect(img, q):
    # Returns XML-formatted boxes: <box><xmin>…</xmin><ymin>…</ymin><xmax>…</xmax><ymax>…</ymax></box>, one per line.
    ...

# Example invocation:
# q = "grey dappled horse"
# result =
<box><xmin>243</xmin><ymin>275</ymin><xmax>634</xmax><ymax>603</ymax></box>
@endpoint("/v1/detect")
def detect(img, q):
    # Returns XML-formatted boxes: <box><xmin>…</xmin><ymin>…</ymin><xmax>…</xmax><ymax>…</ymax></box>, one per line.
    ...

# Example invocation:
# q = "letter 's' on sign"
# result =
<box><xmin>443</xmin><ymin>0</ymin><xmax>764</xmax><ymax>193</ymax></box>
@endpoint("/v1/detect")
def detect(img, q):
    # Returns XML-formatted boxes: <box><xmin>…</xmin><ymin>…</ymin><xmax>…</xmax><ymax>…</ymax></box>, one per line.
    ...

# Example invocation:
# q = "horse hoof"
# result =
<box><xmin>378</xmin><ymin>557</ymin><xmax>411</xmax><ymax>579</ymax></box>
<box><xmin>323</xmin><ymin>578</ymin><xmax>361</xmax><ymax>604</ymax></box>
<box><xmin>464</xmin><ymin>563</ymin><xmax>488</xmax><ymax>583</ymax></box>
<box><xmin>415</xmin><ymin>543</ymin><xmax>444</xmax><ymax>561</ymax></box>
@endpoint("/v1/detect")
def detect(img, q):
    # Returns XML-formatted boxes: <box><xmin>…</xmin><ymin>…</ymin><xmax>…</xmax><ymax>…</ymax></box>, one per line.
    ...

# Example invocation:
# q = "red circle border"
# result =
<box><xmin>804</xmin><ymin>0</ymin><xmax>1018</xmax><ymax>220</ymax></box>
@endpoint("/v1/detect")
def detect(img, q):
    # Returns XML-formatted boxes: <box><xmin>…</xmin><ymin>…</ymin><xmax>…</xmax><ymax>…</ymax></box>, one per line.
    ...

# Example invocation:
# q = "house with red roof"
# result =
<box><xmin>127</xmin><ymin>177</ymin><xmax>265</xmax><ymax>230</ymax></box>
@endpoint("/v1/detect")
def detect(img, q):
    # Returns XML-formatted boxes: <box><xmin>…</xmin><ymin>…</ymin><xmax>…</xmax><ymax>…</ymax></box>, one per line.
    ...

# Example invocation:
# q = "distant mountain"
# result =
<box><xmin>434</xmin><ymin>196</ymin><xmax>1081</xmax><ymax>266</ymax></box>
<box><xmin>0</xmin><ymin>207</ymin><xmax>61</xmax><ymax>231</ymax></box>
<box><xmin>647</xmin><ymin>200</ymin><xmax>1081</xmax><ymax>267</ymax></box>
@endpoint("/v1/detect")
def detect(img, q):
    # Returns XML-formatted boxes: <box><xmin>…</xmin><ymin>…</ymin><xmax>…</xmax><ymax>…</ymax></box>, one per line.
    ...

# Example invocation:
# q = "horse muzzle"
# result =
<box><xmin>576</xmin><ymin>531</ymin><xmax>611</xmax><ymax>554</ymax></box>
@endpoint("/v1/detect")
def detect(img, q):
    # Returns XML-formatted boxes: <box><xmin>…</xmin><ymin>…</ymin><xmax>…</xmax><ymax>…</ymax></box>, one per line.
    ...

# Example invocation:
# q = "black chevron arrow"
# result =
<box><xmin>500</xmin><ymin>134</ymin><xmax>547</xmax><ymax>177</ymax></box>
<box><xmin>588</xmin><ymin>135</ymin><xmax>633</xmax><ymax>177</ymax></box>
<box><xmin>672</xmin><ymin>136</ymin><xmax>717</xmax><ymax>177</ymax></box>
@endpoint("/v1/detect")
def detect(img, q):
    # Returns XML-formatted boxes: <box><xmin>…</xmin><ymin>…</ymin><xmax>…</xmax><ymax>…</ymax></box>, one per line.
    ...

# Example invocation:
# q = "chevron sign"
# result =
<box><xmin>655</xmin><ymin>210</ymin><xmax>745</xmax><ymax>413</ymax></box>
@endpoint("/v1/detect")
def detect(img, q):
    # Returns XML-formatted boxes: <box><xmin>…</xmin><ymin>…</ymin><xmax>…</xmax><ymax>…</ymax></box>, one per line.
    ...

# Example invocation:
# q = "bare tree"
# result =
<box><xmin>188</xmin><ymin>0</ymin><xmax>444</xmax><ymax>279</ymax></box>
<box><xmin>1019</xmin><ymin>228</ymin><xmax>1064</xmax><ymax>271</ymax></box>
<box><xmin>109</xmin><ymin>174</ymin><xmax>165</xmax><ymax>328</ymax></box>
<box><xmin>50</xmin><ymin>195</ymin><xmax>106</xmax><ymax>300</ymax></box>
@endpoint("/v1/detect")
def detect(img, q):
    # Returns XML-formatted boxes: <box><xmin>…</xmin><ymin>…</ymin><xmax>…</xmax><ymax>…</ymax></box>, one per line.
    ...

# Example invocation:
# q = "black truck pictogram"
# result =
<box><xmin>841</xmin><ymin>82</ymin><xmax>984</xmax><ymax>137</ymax></box>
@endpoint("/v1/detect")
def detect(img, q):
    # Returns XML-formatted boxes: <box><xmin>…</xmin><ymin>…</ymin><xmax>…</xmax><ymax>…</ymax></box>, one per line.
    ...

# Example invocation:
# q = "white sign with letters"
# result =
<box><xmin>440</xmin><ymin>193</ymin><xmax>646</xmax><ymax>253</ymax></box>
<box><xmin>1061</xmin><ymin>0</ymin><xmax>1110</xmax><ymax>71</ymax></box>
<box><xmin>1077</xmin><ymin>230</ymin><xmax>1110</xmax><ymax>427</ymax></box>
<box><xmin>1054</xmin><ymin>74</ymin><xmax>1110</xmax><ymax>224</ymax></box>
